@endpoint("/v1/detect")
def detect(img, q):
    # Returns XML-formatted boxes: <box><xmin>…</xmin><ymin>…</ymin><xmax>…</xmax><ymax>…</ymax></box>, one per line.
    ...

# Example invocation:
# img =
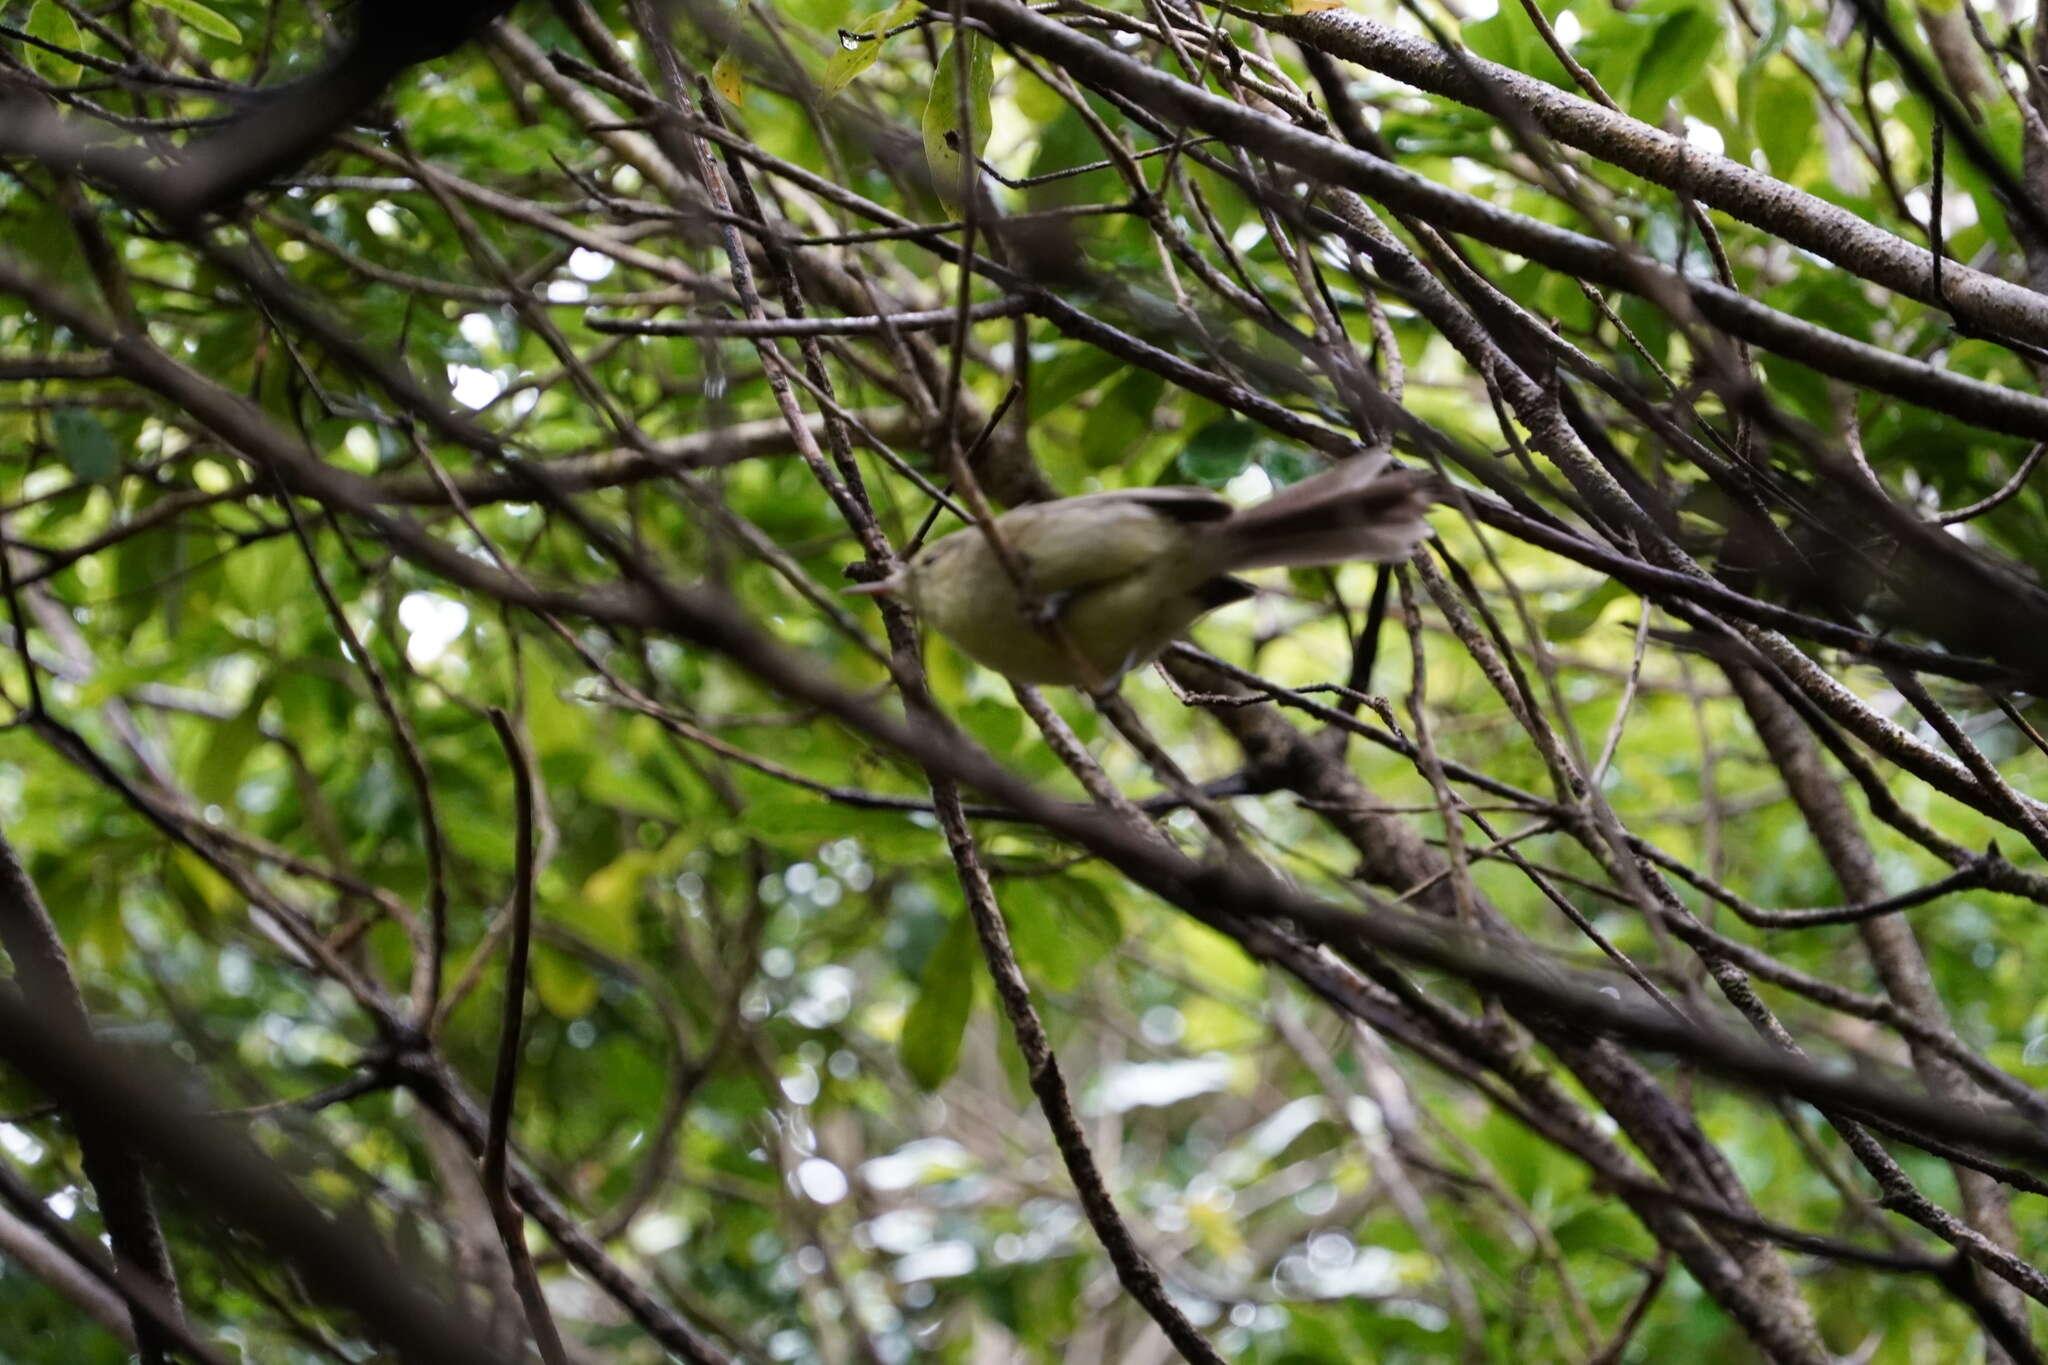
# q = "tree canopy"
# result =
<box><xmin>2</xmin><ymin>0</ymin><xmax>2048</xmax><ymax>1361</ymax></box>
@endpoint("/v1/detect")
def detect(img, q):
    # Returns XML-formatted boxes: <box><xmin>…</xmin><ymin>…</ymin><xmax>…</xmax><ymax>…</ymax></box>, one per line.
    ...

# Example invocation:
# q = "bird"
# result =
<box><xmin>848</xmin><ymin>457</ymin><xmax>1438</xmax><ymax>689</ymax></box>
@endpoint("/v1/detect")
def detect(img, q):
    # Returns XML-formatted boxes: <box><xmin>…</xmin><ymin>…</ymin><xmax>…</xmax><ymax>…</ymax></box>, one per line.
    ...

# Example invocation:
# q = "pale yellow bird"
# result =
<box><xmin>850</xmin><ymin>458</ymin><xmax>1438</xmax><ymax>688</ymax></box>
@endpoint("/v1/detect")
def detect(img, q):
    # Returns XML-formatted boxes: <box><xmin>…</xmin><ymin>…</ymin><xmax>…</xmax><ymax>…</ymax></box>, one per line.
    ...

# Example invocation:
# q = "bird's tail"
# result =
<box><xmin>1211</xmin><ymin>458</ymin><xmax>1439</xmax><ymax>571</ymax></box>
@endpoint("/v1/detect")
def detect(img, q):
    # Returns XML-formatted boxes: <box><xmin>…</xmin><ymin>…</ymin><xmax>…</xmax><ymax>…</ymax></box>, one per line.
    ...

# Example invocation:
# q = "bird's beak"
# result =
<box><xmin>843</xmin><ymin>570</ymin><xmax>905</xmax><ymax>598</ymax></box>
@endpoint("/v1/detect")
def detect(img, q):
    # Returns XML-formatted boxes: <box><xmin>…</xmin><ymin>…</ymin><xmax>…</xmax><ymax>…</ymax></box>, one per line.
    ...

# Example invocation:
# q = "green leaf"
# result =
<box><xmin>51</xmin><ymin>408</ymin><xmax>120</xmax><ymax>482</ymax></box>
<box><xmin>113</xmin><ymin>521</ymin><xmax>190</xmax><ymax>635</ymax></box>
<box><xmin>15</xmin><ymin>193</ymin><xmax>87</xmax><ymax>285</ymax></box>
<box><xmin>922</xmin><ymin>34</ymin><xmax>995</xmax><ymax>201</ymax></box>
<box><xmin>1740</xmin><ymin>0</ymin><xmax>1793</xmax><ymax>72</ymax></box>
<box><xmin>1060</xmin><ymin>876</ymin><xmax>1121</xmax><ymax>946</ymax></box>
<box><xmin>583</xmin><ymin>754</ymin><xmax>687</xmax><ymax>817</ymax></box>
<box><xmin>822</xmin><ymin>0</ymin><xmax>920</xmax><ymax>98</ymax></box>
<box><xmin>1024</xmin><ymin>101</ymin><xmax>1123</xmax><ymax>209</ymax></box>
<box><xmin>1731</xmin><ymin>0</ymin><xmax>1791</xmax><ymax>163</ymax></box>
<box><xmin>150</xmin><ymin>0</ymin><xmax>241</xmax><ymax>43</ymax></box>
<box><xmin>28</xmin><ymin>483</ymin><xmax>93</xmax><ymax>536</ymax></box>
<box><xmin>1462</xmin><ymin>8</ymin><xmax>1527</xmax><ymax>70</ymax></box>
<box><xmin>1261</xmin><ymin>446</ymin><xmax>1321</xmax><ymax>488</ymax></box>
<box><xmin>163</xmin><ymin>847</ymin><xmax>236</xmax><ymax>927</ymax></box>
<box><xmin>1783</xmin><ymin>28</ymin><xmax>1849</xmax><ymax>99</ymax></box>
<box><xmin>1628</xmin><ymin>0</ymin><xmax>1721</xmax><ymax>119</ymax></box>
<box><xmin>1463</xmin><ymin>8</ymin><xmax>1568</xmax><ymax>90</ymax></box>
<box><xmin>958</xmin><ymin>696</ymin><xmax>1024</xmax><ymax>757</ymax></box>
<box><xmin>1546</xmin><ymin>579</ymin><xmax>1629</xmax><ymax>641</ymax></box>
<box><xmin>1177</xmin><ymin>418</ymin><xmax>1263</xmax><ymax>486</ymax></box>
<box><xmin>1029</xmin><ymin>347</ymin><xmax>1124</xmax><ymax>417</ymax></box>
<box><xmin>1003</xmin><ymin>888</ymin><xmax>1084</xmax><ymax>989</ymax></box>
<box><xmin>522</xmin><ymin>658</ymin><xmax>584</xmax><ymax>758</ymax></box>
<box><xmin>1002</xmin><ymin>876</ymin><xmax>1119</xmax><ymax>991</ymax></box>
<box><xmin>1078</xmin><ymin>368</ymin><xmax>1164</xmax><ymax>469</ymax></box>
<box><xmin>1159</xmin><ymin>915</ymin><xmax>1261</xmax><ymax>998</ymax></box>
<box><xmin>24</xmin><ymin>0</ymin><xmax>83</xmax><ymax>85</ymax></box>
<box><xmin>742</xmin><ymin>794</ymin><xmax>927</xmax><ymax>857</ymax></box>
<box><xmin>1753</xmin><ymin>71</ymin><xmax>1816</xmax><ymax>181</ymax></box>
<box><xmin>194</xmin><ymin>680</ymin><xmax>273</xmax><ymax>806</ymax></box>
<box><xmin>900</xmin><ymin>909</ymin><xmax>979</xmax><ymax>1090</ymax></box>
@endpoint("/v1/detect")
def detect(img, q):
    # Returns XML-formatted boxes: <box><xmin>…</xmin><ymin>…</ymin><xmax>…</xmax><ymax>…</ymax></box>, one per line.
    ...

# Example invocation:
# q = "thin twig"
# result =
<box><xmin>480</xmin><ymin>707</ymin><xmax>568</xmax><ymax>1365</ymax></box>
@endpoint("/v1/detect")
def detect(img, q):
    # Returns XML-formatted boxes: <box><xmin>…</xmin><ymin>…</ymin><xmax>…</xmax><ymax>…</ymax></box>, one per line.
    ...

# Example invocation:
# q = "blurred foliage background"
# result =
<box><xmin>2</xmin><ymin>0</ymin><xmax>2048</xmax><ymax>1361</ymax></box>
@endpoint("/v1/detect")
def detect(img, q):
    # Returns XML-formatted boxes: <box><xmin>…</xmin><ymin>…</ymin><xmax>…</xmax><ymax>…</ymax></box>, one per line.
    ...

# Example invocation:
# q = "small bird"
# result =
<box><xmin>849</xmin><ymin>458</ymin><xmax>1438</xmax><ymax>688</ymax></box>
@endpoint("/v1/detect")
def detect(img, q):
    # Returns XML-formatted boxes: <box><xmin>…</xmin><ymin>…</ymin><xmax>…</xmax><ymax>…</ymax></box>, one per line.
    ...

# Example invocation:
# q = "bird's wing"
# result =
<box><xmin>1055</xmin><ymin>486</ymin><xmax>1235</xmax><ymax>521</ymax></box>
<box><xmin>993</xmin><ymin>490</ymin><xmax>1225</xmax><ymax>595</ymax></box>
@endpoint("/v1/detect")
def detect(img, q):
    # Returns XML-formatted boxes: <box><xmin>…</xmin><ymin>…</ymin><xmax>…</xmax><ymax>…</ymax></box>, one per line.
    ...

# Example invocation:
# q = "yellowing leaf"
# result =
<box><xmin>1179</xmin><ymin>997</ymin><xmax>1265</xmax><ymax>1052</ymax></box>
<box><xmin>578</xmin><ymin>851</ymin><xmax>652</xmax><ymax>954</ymax></box>
<box><xmin>1187</xmin><ymin>1195</ymin><xmax>1251</xmax><ymax>1262</ymax></box>
<box><xmin>711</xmin><ymin>50</ymin><xmax>743</xmax><ymax>105</ymax></box>
<box><xmin>1159</xmin><ymin>916</ymin><xmax>1262</xmax><ymax>997</ymax></box>
<box><xmin>1289</xmin><ymin>0</ymin><xmax>1347</xmax><ymax>12</ymax></box>
<box><xmin>532</xmin><ymin>951</ymin><xmax>600</xmax><ymax>1019</ymax></box>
